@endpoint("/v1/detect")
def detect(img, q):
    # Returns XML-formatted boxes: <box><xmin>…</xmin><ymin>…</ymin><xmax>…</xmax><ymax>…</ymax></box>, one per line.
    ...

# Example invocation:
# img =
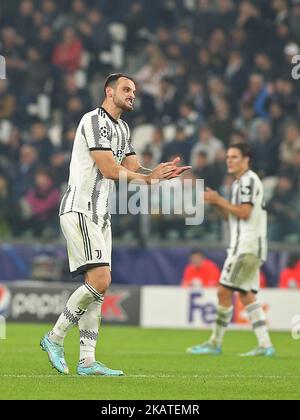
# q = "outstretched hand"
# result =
<box><xmin>167</xmin><ymin>157</ymin><xmax>192</xmax><ymax>179</ymax></box>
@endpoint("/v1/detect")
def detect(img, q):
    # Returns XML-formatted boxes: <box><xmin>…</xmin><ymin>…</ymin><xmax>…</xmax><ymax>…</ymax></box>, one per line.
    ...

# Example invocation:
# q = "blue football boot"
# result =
<box><xmin>239</xmin><ymin>346</ymin><xmax>276</xmax><ymax>357</ymax></box>
<box><xmin>77</xmin><ymin>361</ymin><xmax>124</xmax><ymax>377</ymax></box>
<box><xmin>40</xmin><ymin>333</ymin><xmax>69</xmax><ymax>375</ymax></box>
<box><xmin>187</xmin><ymin>342</ymin><xmax>222</xmax><ymax>355</ymax></box>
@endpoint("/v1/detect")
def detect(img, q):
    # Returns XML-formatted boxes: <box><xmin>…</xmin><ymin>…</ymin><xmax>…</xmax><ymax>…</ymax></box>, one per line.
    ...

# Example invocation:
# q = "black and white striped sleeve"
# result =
<box><xmin>82</xmin><ymin>114</ymin><xmax>112</xmax><ymax>151</ymax></box>
<box><xmin>240</xmin><ymin>176</ymin><xmax>256</xmax><ymax>206</ymax></box>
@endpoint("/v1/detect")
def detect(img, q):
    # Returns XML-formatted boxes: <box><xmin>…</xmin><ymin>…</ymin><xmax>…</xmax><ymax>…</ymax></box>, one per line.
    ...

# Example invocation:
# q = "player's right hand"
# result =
<box><xmin>147</xmin><ymin>162</ymin><xmax>177</xmax><ymax>184</ymax></box>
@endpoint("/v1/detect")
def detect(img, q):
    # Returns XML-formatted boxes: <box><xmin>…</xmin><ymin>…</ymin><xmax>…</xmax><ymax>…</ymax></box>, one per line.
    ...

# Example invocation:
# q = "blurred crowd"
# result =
<box><xmin>0</xmin><ymin>0</ymin><xmax>300</xmax><ymax>243</ymax></box>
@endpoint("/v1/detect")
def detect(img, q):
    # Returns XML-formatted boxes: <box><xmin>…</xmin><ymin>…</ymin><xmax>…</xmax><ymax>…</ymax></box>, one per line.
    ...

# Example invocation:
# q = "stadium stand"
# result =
<box><xmin>0</xmin><ymin>0</ymin><xmax>300</xmax><ymax>245</ymax></box>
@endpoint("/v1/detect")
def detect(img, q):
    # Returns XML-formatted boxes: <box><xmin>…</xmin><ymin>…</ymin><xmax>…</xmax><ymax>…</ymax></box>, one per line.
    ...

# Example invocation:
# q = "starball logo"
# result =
<box><xmin>0</xmin><ymin>55</ymin><xmax>6</xmax><ymax>79</ymax></box>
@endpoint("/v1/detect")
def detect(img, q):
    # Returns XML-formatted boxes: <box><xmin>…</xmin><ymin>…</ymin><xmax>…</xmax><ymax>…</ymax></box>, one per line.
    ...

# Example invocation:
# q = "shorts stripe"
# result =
<box><xmin>228</xmin><ymin>258</ymin><xmax>243</xmax><ymax>286</ymax></box>
<box><xmin>78</xmin><ymin>213</ymin><xmax>88</xmax><ymax>260</ymax></box>
<box><xmin>82</xmin><ymin>215</ymin><xmax>92</xmax><ymax>261</ymax></box>
<box><xmin>78</xmin><ymin>214</ymin><xmax>92</xmax><ymax>261</ymax></box>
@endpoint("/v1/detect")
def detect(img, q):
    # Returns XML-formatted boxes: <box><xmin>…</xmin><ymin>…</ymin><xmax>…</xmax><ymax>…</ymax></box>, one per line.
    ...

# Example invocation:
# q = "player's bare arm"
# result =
<box><xmin>204</xmin><ymin>187</ymin><xmax>252</xmax><ymax>221</ymax></box>
<box><xmin>122</xmin><ymin>154</ymin><xmax>192</xmax><ymax>179</ymax></box>
<box><xmin>91</xmin><ymin>150</ymin><xmax>177</xmax><ymax>184</ymax></box>
<box><xmin>121</xmin><ymin>154</ymin><xmax>152</xmax><ymax>175</ymax></box>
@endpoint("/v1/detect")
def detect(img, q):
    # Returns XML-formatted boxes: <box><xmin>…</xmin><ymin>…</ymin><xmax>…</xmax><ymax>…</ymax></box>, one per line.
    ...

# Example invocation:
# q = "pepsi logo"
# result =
<box><xmin>0</xmin><ymin>285</ymin><xmax>11</xmax><ymax>318</ymax></box>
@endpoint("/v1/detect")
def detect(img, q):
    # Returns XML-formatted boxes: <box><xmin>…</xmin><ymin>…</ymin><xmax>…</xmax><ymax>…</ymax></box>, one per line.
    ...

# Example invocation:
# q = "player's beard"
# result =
<box><xmin>113</xmin><ymin>94</ymin><xmax>134</xmax><ymax>112</ymax></box>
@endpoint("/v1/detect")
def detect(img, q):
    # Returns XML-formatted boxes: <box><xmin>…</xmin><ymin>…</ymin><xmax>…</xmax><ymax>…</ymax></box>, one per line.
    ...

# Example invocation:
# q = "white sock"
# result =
<box><xmin>79</xmin><ymin>300</ymin><xmax>103</xmax><ymax>367</ymax></box>
<box><xmin>49</xmin><ymin>283</ymin><xmax>103</xmax><ymax>346</ymax></box>
<box><xmin>246</xmin><ymin>302</ymin><xmax>272</xmax><ymax>349</ymax></box>
<box><xmin>210</xmin><ymin>305</ymin><xmax>233</xmax><ymax>347</ymax></box>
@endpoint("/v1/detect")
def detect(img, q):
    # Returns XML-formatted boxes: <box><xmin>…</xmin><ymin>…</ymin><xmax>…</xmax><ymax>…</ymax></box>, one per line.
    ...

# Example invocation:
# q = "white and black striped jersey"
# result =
<box><xmin>228</xmin><ymin>170</ymin><xmax>268</xmax><ymax>261</ymax></box>
<box><xmin>59</xmin><ymin>107</ymin><xmax>136</xmax><ymax>227</ymax></box>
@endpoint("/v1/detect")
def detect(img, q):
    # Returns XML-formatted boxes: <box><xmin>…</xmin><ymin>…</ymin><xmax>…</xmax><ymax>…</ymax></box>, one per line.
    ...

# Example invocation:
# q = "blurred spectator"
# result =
<box><xmin>0</xmin><ymin>175</ymin><xmax>16</xmax><ymax>238</ymax></box>
<box><xmin>57</xmin><ymin>73</ymin><xmax>91</xmax><ymax>111</ymax></box>
<box><xmin>272</xmin><ymin>0</ymin><xmax>289</xmax><ymax>25</ymax></box>
<box><xmin>0</xmin><ymin>27</ymin><xmax>26</xmax><ymax>84</ymax></box>
<box><xmin>192</xmin><ymin>151</ymin><xmax>213</xmax><ymax>183</ymax></box>
<box><xmin>0</xmin><ymin>127</ymin><xmax>22</xmax><ymax>168</ymax></box>
<box><xmin>225</xmin><ymin>50</ymin><xmax>248</xmax><ymax>103</ymax></box>
<box><xmin>14</xmin><ymin>145</ymin><xmax>38</xmax><ymax>199</ymax></box>
<box><xmin>20</xmin><ymin>169</ymin><xmax>60</xmax><ymax>238</ymax></box>
<box><xmin>209</xmin><ymin>98</ymin><xmax>234</xmax><ymax>146</ymax></box>
<box><xmin>36</xmin><ymin>25</ymin><xmax>55</xmax><ymax>62</ymax></box>
<box><xmin>268</xmin><ymin>100</ymin><xmax>286</xmax><ymax>138</ymax></box>
<box><xmin>162</xmin><ymin>126</ymin><xmax>194</xmax><ymax>165</ymax></box>
<box><xmin>28</xmin><ymin>123</ymin><xmax>54</xmax><ymax>165</ymax></box>
<box><xmin>61</xmin><ymin>126</ymin><xmax>77</xmax><ymax>153</ymax></box>
<box><xmin>184</xmin><ymin>80</ymin><xmax>206</xmax><ymax>116</ymax></box>
<box><xmin>280</xmin><ymin>122</ymin><xmax>300</xmax><ymax>166</ymax></box>
<box><xmin>52</xmin><ymin>27</ymin><xmax>83</xmax><ymax>73</ymax></box>
<box><xmin>15</xmin><ymin>0</ymin><xmax>34</xmax><ymax>39</ymax></box>
<box><xmin>181</xmin><ymin>249</ymin><xmax>221</xmax><ymax>288</ymax></box>
<box><xmin>135</xmin><ymin>44</ymin><xmax>171</xmax><ymax>97</ymax></box>
<box><xmin>243</xmin><ymin>73</ymin><xmax>270</xmax><ymax>118</ymax></box>
<box><xmin>251</xmin><ymin>120</ymin><xmax>280</xmax><ymax>177</ymax></box>
<box><xmin>215</xmin><ymin>0</ymin><xmax>237</xmax><ymax>32</ymax></box>
<box><xmin>279</xmin><ymin>254</ymin><xmax>300</xmax><ymax>289</ymax></box>
<box><xmin>178</xmin><ymin>102</ymin><xmax>202</xmax><ymax>136</ymax></box>
<box><xmin>283</xmin><ymin>148</ymin><xmax>300</xmax><ymax>185</ymax></box>
<box><xmin>273</xmin><ymin>76</ymin><xmax>298</xmax><ymax>114</ymax></box>
<box><xmin>190</xmin><ymin>126</ymin><xmax>224</xmax><ymax>166</ymax></box>
<box><xmin>40</xmin><ymin>0</ymin><xmax>59</xmax><ymax>27</ymax></box>
<box><xmin>267</xmin><ymin>175</ymin><xmax>299</xmax><ymax>241</ymax></box>
<box><xmin>78</xmin><ymin>9</ymin><xmax>111</xmax><ymax>54</ymax></box>
<box><xmin>151</xmin><ymin>129</ymin><xmax>165</xmax><ymax>165</ymax></box>
<box><xmin>0</xmin><ymin>80</ymin><xmax>16</xmax><ymax>120</ymax></box>
<box><xmin>193</xmin><ymin>0</ymin><xmax>216</xmax><ymax>41</ymax></box>
<box><xmin>234</xmin><ymin>102</ymin><xmax>258</xmax><ymax>140</ymax></box>
<box><xmin>63</xmin><ymin>96</ymin><xmax>85</xmax><ymax>129</ymax></box>
<box><xmin>140</xmin><ymin>148</ymin><xmax>156</xmax><ymax>170</ymax></box>
<box><xmin>68</xmin><ymin>0</ymin><xmax>88</xmax><ymax>28</ymax></box>
<box><xmin>237</xmin><ymin>1</ymin><xmax>269</xmax><ymax>59</ymax></box>
<box><xmin>209</xmin><ymin>148</ymin><xmax>227</xmax><ymax>191</ymax></box>
<box><xmin>22</xmin><ymin>47</ymin><xmax>49</xmax><ymax>99</ymax></box>
<box><xmin>50</xmin><ymin>150</ymin><xmax>69</xmax><ymax>189</ymax></box>
<box><xmin>253</xmin><ymin>53</ymin><xmax>274</xmax><ymax>80</ymax></box>
<box><xmin>290</xmin><ymin>1</ymin><xmax>300</xmax><ymax>42</ymax></box>
<box><xmin>154</xmin><ymin>77</ymin><xmax>179</xmax><ymax>124</ymax></box>
<box><xmin>176</xmin><ymin>25</ymin><xmax>195</xmax><ymax>61</ymax></box>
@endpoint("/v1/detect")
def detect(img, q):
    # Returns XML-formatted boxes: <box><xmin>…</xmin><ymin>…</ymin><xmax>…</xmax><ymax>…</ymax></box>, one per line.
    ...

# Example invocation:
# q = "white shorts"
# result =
<box><xmin>220</xmin><ymin>253</ymin><xmax>262</xmax><ymax>294</ymax></box>
<box><xmin>60</xmin><ymin>212</ymin><xmax>112</xmax><ymax>278</ymax></box>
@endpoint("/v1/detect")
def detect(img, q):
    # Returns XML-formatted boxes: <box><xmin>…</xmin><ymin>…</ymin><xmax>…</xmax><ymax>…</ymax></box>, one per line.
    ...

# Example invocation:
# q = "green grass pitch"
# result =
<box><xmin>0</xmin><ymin>324</ymin><xmax>299</xmax><ymax>400</ymax></box>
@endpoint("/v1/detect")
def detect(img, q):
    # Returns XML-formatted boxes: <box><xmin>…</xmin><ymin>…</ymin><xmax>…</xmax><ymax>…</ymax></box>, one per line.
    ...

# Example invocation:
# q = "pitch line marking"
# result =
<box><xmin>1</xmin><ymin>374</ymin><xmax>300</xmax><ymax>380</ymax></box>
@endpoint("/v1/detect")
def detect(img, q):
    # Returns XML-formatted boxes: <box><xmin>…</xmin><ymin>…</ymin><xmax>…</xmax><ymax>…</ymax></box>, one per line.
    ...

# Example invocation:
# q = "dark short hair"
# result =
<box><xmin>228</xmin><ymin>142</ymin><xmax>253</xmax><ymax>166</ymax></box>
<box><xmin>104</xmin><ymin>73</ymin><xmax>135</xmax><ymax>96</ymax></box>
<box><xmin>190</xmin><ymin>248</ymin><xmax>204</xmax><ymax>257</ymax></box>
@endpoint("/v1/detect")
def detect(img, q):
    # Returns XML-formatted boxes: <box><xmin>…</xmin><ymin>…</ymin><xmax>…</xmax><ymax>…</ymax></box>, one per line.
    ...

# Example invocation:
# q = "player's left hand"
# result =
<box><xmin>167</xmin><ymin>157</ymin><xmax>192</xmax><ymax>179</ymax></box>
<box><xmin>204</xmin><ymin>188</ymin><xmax>221</xmax><ymax>205</ymax></box>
